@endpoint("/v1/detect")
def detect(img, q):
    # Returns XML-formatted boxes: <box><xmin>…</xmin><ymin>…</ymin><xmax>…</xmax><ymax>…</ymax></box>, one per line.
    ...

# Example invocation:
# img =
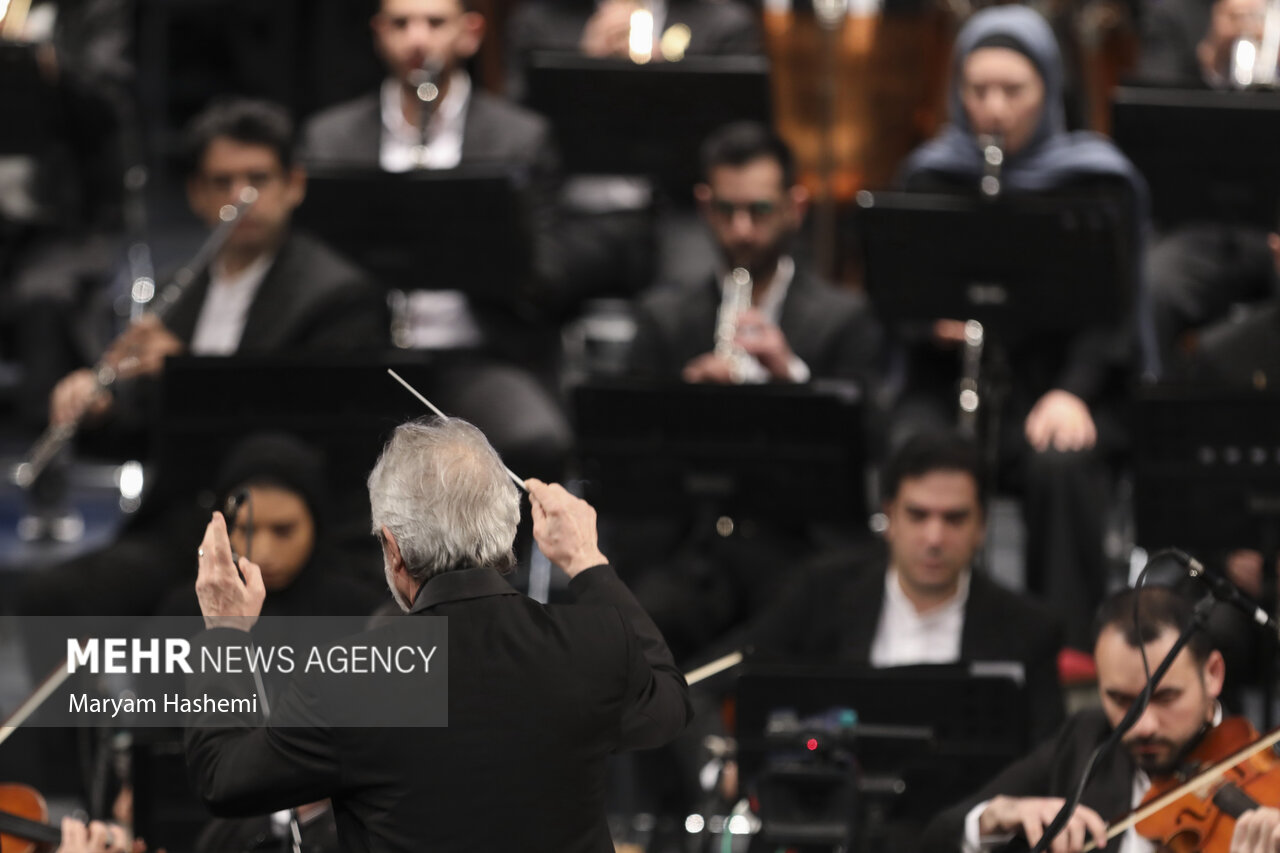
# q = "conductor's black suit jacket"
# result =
<box><xmin>184</xmin><ymin>565</ymin><xmax>692</xmax><ymax>853</ymax></box>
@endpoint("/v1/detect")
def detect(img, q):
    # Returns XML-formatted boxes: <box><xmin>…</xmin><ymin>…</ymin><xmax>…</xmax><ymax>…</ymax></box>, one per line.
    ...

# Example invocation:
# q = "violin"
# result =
<box><xmin>1084</xmin><ymin>716</ymin><xmax>1280</xmax><ymax>852</ymax></box>
<box><xmin>0</xmin><ymin>783</ymin><xmax>61</xmax><ymax>853</ymax></box>
<box><xmin>0</xmin><ymin>783</ymin><xmax>137</xmax><ymax>853</ymax></box>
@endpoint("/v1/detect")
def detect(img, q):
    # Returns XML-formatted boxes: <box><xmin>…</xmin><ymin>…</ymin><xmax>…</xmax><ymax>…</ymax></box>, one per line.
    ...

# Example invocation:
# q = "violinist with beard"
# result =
<box><xmin>922</xmin><ymin>585</ymin><xmax>1280</xmax><ymax>853</ymax></box>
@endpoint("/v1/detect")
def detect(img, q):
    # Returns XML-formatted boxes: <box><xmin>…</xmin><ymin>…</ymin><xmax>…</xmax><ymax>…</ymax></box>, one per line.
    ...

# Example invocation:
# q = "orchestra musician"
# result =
<box><xmin>21</xmin><ymin>98</ymin><xmax>387</xmax><ymax>621</ymax></box>
<box><xmin>920</xmin><ymin>584</ymin><xmax>1277</xmax><ymax>853</ymax></box>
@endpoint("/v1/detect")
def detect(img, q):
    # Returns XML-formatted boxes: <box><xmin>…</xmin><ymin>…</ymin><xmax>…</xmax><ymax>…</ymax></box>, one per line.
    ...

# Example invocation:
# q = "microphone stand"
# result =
<box><xmin>1030</xmin><ymin>590</ymin><xmax>1217</xmax><ymax>853</ymax></box>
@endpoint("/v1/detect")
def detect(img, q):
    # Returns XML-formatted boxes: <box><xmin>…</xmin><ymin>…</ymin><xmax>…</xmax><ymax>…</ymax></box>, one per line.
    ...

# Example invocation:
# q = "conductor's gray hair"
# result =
<box><xmin>368</xmin><ymin>417</ymin><xmax>520</xmax><ymax>583</ymax></box>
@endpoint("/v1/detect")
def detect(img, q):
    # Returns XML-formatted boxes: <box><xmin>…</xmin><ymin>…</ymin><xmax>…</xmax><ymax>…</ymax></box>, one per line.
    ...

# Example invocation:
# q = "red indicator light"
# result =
<box><xmin>806</xmin><ymin>738</ymin><xmax>818</xmax><ymax>751</ymax></box>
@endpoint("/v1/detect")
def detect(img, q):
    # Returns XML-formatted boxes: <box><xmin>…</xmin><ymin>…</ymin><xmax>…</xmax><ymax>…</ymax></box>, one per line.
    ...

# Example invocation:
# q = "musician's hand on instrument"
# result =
<box><xmin>1233</xmin><ymin>806</ymin><xmax>1280</xmax><ymax>853</ymax></box>
<box><xmin>931</xmin><ymin>319</ymin><xmax>969</xmax><ymax>348</ymax></box>
<box><xmin>735</xmin><ymin>309</ymin><xmax>794</xmax><ymax>380</ymax></box>
<box><xmin>580</xmin><ymin>0</ymin><xmax>637</xmax><ymax>57</ymax></box>
<box><xmin>682</xmin><ymin>353</ymin><xmax>737</xmax><ymax>384</ymax></box>
<box><xmin>195</xmin><ymin>511</ymin><xmax>266</xmax><ymax>632</ymax></box>
<box><xmin>108</xmin><ymin>315</ymin><xmax>184</xmax><ymax>379</ymax></box>
<box><xmin>50</xmin><ymin>368</ymin><xmax>112</xmax><ymax>427</ymax></box>
<box><xmin>1024</xmin><ymin>390</ymin><xmax>1097</xmax><ymax>453</ymax></box>
<box><xmin>56</xmin><ymin>818</ymin><xmax>133</xmax><ymax>853</ymax></box>
<box><xmin>978</xmin><ymin>796</ymin><xmax>1107</xmax><ymax>853</ymax></box>
<box><xmin>526</xmin><ymin>479</ymin><xmax>608</xmax><ymax>578</ymax></box>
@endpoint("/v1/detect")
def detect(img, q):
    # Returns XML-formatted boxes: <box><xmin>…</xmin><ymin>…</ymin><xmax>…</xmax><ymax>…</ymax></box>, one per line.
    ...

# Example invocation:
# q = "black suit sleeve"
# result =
<box><xmin>919</xmin><ymin>724</ymin><xmax>1066</xmax><ymax>853</ymax></box>
<box><xmin>183</xmin><ymin>629</ymin><xmax>343</xmax><ymax>816</ymax></box>
<box><xmin>569</xmin><ymin>564</ymin><xmax>693</xmax><ymax>749</ymax></box>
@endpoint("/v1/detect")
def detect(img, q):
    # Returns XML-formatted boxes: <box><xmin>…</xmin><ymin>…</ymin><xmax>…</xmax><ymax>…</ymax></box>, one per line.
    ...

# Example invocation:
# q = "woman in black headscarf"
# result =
<box><xmin>154</xmin><ymin>432</ymin><xmax>381</xmax><ymax>619</ymax></box>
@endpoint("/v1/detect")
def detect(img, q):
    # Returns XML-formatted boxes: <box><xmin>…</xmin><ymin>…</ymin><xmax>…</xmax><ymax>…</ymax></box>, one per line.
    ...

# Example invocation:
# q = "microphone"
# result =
<box><xmin>1168</xmin><ymin>548</ymin><xmax>1277</xmax><ymax>631</ymax></box>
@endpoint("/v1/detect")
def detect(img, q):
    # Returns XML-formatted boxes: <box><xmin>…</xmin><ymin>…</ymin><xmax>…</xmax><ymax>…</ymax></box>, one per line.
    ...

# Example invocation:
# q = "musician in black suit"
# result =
<box><xmin>46</xmin><ymin>97</ymin><xmax>386</xmax><ymax>446</ymax></box>
<box><xmin>184</xmin><ymin>417</ymin><xmax>691</xmax><ymax>853</ymax></box>
<box><xmin>628</xmin><ymin>121</ymin><xmax>881</xmax><ymax>387</ymax></box>
<box><xmin>22</xmin><ymin>99</ymin><xmax>386</xmax><ymax>622</ymax></box>
<box><xmin>732</xmin><ymin>430</ymin><xmax>1065</xmax><ymax>743</ymax></box>
<box><xmin>920</xmin><ymin>585</ymin><xmax>1230</xmax><ymax>853</ymax></box>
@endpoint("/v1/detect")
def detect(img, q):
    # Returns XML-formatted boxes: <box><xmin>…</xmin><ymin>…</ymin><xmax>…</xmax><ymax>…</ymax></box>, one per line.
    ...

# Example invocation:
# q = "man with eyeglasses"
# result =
<box><xmin>27</xmin><ymin>98</ymin><xmax>387</xmax><ymax>620</ymax></box>
<box><xmin>627</xmin><ymin>121</ymin><xmax>881</xmax><ymax>386</ymax></box>
<box><xmin>47</xmin><ymin>97</ymin><xmax>388</xmax><ymax>436</ymax></box>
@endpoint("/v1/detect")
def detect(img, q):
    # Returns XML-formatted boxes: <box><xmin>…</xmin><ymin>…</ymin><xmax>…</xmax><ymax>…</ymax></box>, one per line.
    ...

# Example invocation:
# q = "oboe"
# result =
<box><xmin>977</xmin><ymin>133</ymin><xmax>1004</xmax><ymax>199</ymax></box>
<box><xmin>14</xmin><ymin>188</ymin><xmax>259</xmax><ymax>489</ymax></box>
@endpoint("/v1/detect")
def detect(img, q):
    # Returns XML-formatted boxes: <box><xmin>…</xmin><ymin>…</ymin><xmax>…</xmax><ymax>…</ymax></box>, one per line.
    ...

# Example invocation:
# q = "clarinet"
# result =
<box><xmin>977</xmin><ymin>133</ymin><xmax>1004</xmax><ymax>200</ymax></box>
<box><xmin>14</xmin><ymin>188</ymin><xmax>259</xmax><ymax>489</ymax></box>
<box><xmin>409</xmin><ymin>61</ymin><xmax>443</xmax><ymax>168</ymax></box>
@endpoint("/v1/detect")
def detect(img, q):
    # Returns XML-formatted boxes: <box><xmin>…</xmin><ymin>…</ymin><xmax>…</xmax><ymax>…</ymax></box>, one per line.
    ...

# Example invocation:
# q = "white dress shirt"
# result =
<box><xmin>189</xmin><ymin>252</ymin><xmax>274</xmax><ymax>355</ymax></box>
<box><xmin>869</xmin><ymin>567</ymin><xmax>969</xmax><ymax>668</ymax></box>
<box><xmin>379</xmin><ymin>71</ymin><xmax>469</xmax><ymax>173</ymax></box>
<box><xmin>378</xmin><ymin>71</ymin><xmax>482</xmax><ymax>349</ymax></box>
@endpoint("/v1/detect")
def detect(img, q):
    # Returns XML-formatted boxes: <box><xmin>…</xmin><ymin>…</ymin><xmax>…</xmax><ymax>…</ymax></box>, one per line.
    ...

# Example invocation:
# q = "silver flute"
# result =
<box><xmin>14</xmin><ymin>188</ymin><xmax>259</xmax><ymax>489</ymax></box>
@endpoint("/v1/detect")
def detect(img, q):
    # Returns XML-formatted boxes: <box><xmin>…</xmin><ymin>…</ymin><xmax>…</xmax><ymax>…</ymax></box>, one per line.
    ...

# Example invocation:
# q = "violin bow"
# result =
<box><xmin>0</xmin><ymin>662</ymin><xmax>72</xmax><ymax>748</ymax></box>
<box><xmin>1083</xmin><ymin>725</ymin><xmax>1280</xmax><ymax>852</ymax></box>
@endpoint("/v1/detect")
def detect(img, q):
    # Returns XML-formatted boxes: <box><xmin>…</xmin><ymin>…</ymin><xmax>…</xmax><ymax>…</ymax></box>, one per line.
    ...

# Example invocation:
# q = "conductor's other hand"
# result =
<box><xmin>526</xmin><ymin>479</ymin><xmax>609</xmax><ymax>578</ymax></box>
<box><xmin>195</xmin><ymin>511</ymin><xmax>266</xmax><ymax>631</ymax></box>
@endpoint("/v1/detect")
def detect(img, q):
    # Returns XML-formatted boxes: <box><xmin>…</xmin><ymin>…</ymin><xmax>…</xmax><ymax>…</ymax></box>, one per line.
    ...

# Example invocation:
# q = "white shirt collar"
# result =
<box><xmin>189</xmin><ymin>251</ymin><xmax>275</xmax><ymax>356</ymax></box>
<box><xmin>379</xmin><ymin>71</ymin><xmax>470</xmax><ymax>172</ymax></box>
<box><xmin>883</xmin><ymin>565</ymin><xmax>971</xmax><ymax>619</ymax></box>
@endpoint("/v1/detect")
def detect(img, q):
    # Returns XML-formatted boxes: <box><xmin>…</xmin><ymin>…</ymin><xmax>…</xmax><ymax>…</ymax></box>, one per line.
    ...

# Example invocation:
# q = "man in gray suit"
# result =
<box><xmin>301</xmin><ymin>0</ymin><xmax>572</xmax><ymax>485</ymax></box>
<box><xmin>303</xmin><ymin>0</ymin><xmax>554</xmax><ymax>178</ymax></box>
<box><xmin>301</xmin><ymin>0</ymin><xmax>559</xmax><ymax>311</ymax></box>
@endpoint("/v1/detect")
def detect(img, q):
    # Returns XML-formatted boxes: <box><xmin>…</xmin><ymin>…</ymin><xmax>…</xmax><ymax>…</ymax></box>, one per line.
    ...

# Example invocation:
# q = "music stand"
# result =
<box><xmin>735</xmin><ymin>662</ymin><xmax>1030</xmax><ymax>850</ymax></box>
<box><xmin>571</xmin><ymin>380</ymin><xmax>865</xmax><ymax>524</ymax></box>
<box><xmin>153</xmin><ymin>354</ymin><xmax>469</xmax><ymax>514</ymax></box>
<box><xmin>855</xmin><ymin>190</ymin><xmax>1134</xmax><ymax>340</ymax></box>
<box><xmin>523</xmin><ymin>54</ymin><xmax>772</xmax><ymax>199</ymax></box>
<box><xmin>1111</xmin><ymin>87</ymin><xmax>1280</xmax><ymax>229</ymax></box>
<box><xmin>293</xmin><ymin>167</ymin><xmax>532</xmax><ymax>305</ymax></box>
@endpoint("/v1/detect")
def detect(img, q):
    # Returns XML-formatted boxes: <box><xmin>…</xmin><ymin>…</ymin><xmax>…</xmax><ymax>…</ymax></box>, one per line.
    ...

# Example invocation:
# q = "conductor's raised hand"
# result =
<box><xmin>526</xmin><ymin>479</ymin><xmax>608</xmax><ymax>578</ymax></box>
<box><xmin>195</xmin><ymin>511</ymin><xmax>266</xmax><ymax>631</ymax></box>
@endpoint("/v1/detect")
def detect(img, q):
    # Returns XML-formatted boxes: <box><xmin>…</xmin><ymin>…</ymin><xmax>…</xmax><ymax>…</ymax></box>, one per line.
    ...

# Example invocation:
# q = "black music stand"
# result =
<box><xmin>855</xmin><ymin>190</ymin><xmax>1133</xmax><ymax>339</ymax></box>
<box><xmin>856</xmin><ymin>189</ymin><xmax>1135</xmax><ymax>505</ymax></box>
<box><xmin>153</xmin><ymin>355</ymin><xmax>469</xmax><ymax>521</ymax></box>
<box><xmin>293</xmin><ymin>167</ymin><xmax>532</xmax><ymax>306</ymax></box>
<box><xmin>571</xmin><ymin>380</ymin><xmax>865</xmax><ymax>524</ymax></box>
<box><xmin>735</xmin><ymin>662</ymin><xmax>1030</xmax><ymax>851</ymax></box>
<box><xmin>1111</xmin><ymin>87</ymin><xmax>1280</xmax><ymax>228</ymax></box>
<box><xmin>524</xmin><ymin>54</ymin><xmax>772</xmax><ymax>199</ymax></box>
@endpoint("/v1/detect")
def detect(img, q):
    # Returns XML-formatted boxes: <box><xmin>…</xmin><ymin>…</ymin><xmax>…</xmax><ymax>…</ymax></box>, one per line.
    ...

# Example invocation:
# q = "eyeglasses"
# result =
<box><xmin>708</xmin><ymin>198</ymin><xmax>781</xmax><ymax>222</ymax></box>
